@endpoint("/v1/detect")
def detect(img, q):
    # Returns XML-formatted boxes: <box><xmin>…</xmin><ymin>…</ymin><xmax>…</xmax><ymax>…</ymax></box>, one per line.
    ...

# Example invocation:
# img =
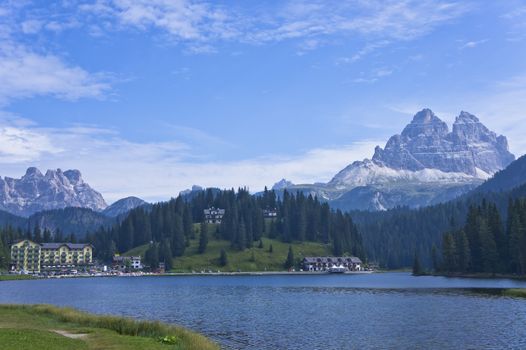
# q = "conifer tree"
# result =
<box><xmin>431</xmin><ymin>244</ymin><xmax>439</xmax><ymax>272</ymax></box>
<box><xmin>43</xmin><ymin>229</ymin><xmax>52</xmax><ymax>243</ymax></box>
<box><xmin>284</xmin><ymin>246</ymin><xmax>295</xmax><ymax>270</ymax></box>
<box><xmin>159</xmin><ymin>239</ymin><xmax>173</xmax><ymax>271</ymax></box>
<box><xmin>33</xmin><ymin>226</ymin><xmax>42</xmax><ymax>243</ymax></box>
<box><xmin>412</xmin><ymin>252</ymin><xmax>423</xmax><ymax>275</ymax></box>
<box><xmin>442</xmin><ymin>233</ymin><xmax>457</xmax><ymax>273</ymax></box>
<box><xmin>144</xmin><ymin>243</ymin><xmax>159</xmax><ymax>270</ymax></box>
<box><xmin>454</xmin><ymin>230</ymin><xmax>471</xmax><ymax>272</ymax></box>
<box><xmin>478</xmin><ymin>218</ymin><xmax>498</xmax><ymax>273</ymax></box>
<box><xmin>198</xmin><ymin>222</ymin><xmax>208</xmax><ymax>254</ymax></box>
<box><xmin>219</xmin><ymin>248</ymin><xmax>228</xmax><ymax>267</ymax></box>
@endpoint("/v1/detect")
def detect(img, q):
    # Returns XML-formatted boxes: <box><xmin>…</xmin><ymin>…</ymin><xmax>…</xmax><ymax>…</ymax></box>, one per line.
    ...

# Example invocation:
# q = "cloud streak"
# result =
<box><xmin>0</xmin><ymin>115</ymin><xmax>379</xmax><ymax>202</ymax></box>
<box><xmin>79</xmin><ymin>0</ymin><xmax>468</xmax><ymax>52</ymax></box>
<box><xmin>0</xmin><ymin>44</ymin><xmax>111</xmax><ymax>105</ymax></box>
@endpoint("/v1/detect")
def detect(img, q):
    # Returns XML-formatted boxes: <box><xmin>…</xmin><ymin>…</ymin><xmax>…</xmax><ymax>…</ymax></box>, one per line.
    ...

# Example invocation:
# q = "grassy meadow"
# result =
<box><xmin>0</xmin><ymin>304</ymin><xmax>218</xmax><ymax>350</ymax></box>
<box><xmin>125</xmin><ymin>235</ymin><xmax>332</xmax><ymax>273</ymax></box>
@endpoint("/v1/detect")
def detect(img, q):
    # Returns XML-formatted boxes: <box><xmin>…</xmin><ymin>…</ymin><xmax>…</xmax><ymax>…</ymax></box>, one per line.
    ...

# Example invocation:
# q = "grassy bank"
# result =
<box><xmin>126</xmin><ymin>237</ymin><xmax>332</xmax><ymax>272</ymax></box>
<box><xmin>502</xmin><ymin>289</ymin><xmax>526</xmax><ymax>298</ymax></box>
<box><xmin>0</xmin><ymin>304</ymin><xmax>218</xmax><ymax>350</ymax></box>
<box><xmin>0</xmin><ymin>275</ymin><xmax>35</xmax><ymax>282</ymax></box>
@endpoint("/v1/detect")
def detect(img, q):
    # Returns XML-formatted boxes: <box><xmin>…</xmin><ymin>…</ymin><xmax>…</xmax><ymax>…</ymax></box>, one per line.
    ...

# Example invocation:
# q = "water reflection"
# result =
<box><xmin>0</xmin><ymin>273</ymin><xmax>525</xmax><ymax>349</ymax></box>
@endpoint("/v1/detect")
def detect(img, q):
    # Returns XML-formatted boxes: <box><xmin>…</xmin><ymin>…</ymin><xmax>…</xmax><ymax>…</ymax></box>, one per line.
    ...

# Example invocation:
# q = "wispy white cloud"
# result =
<box><xmin>0</xmin><ymin>114</ymin><xmax>378</xmax><ymax>202</ymax></box>
<box><xmin>459</xmin><ymin>39</ymin><xmax>488</xmax><ymax>49</ymax></box>
<box><xmin>352</xmin><ymin>67</ymin><xmax>394</xmax><ymax>84</ymax></box>
<box><xmin>76</xmin><ymin>0</ymin><xmax>468</xmax><ymax>56</ymax></box>
<box><xmin>0</xmin><ymin>44</ymin><xmax>111</xmax><ymax>105</ymax></box>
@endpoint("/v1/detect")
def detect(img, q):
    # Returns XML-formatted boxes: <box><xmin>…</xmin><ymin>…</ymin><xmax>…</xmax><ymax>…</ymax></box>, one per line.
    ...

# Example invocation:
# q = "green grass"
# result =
<box><xmin>502</xmin><ymin>288</ymin><xmax>526</xmax><ymax>298</ymax></box>
<box><xmin>0</xmin><ymin>328</ymin><xmax>88</xmax><ymax>350</ymax></box>
<box><xmin>122</xmin><ymin>244</ymin><xmax>150</xmax><ymax>257</ymax></box>
<box><xmin>0</xmin><ymin>304</ymin><xmax>219</xmax><ymax>350</ymax></box>
<box><xmin>122</xmin><ymin>222</ymin><xmax>333</xmax><ymax>272</ymax></box>
<box><xmin>170</xmin><ymin>237</ymin><xmax>332</xmax><ymax>272</ymax></box>
<box><xmin>0</xmin><ymin>275</ymin><xmax>35</xmax><ymax>282</ymax></box>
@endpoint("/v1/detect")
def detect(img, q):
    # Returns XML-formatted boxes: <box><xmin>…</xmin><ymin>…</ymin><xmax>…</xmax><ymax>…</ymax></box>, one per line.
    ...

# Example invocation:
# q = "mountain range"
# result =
<box><xmin>0</xmin><ymin>108</ymin><xmax>519</xmax><ymax>235</ymax></box>
<box><xmin>274</xmin><ymin>109</ymin><xmax>515</xmax><ymax>211</ymax></box>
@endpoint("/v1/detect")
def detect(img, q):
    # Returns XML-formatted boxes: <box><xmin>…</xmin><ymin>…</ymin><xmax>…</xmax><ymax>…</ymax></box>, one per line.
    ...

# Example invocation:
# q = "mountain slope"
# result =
<box><xmin>28</xmin><ymin>208</ymin><xmax>114</xmax><ymax>237</ymax></box>
<box><xmin>472</xmin><ymin>154</ymin><xmax>526</xmax><ymax>194</ymax></box>
<box><xmin>0</xmin><ymin>168</ymin><xmax>107</xmax><ymax>217</ymax></box>
<box><xmin>103</xmin><ymin>197</ymin><xmax>147</xmax><ymax>217</ymax></box>
<box><xmin>276</xmin><ymin>109</ymin><xmax>515</xmax><ymax>211</ymax></box>
<box><xmin>351</xmin><ymin>153</ymin><xmax>526</xmax><ymax>268</ymax></box>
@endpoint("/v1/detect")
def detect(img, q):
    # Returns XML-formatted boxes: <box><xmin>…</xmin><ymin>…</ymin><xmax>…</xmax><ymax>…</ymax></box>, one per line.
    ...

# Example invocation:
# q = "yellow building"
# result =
<box><xmin>10</xmin><ymin>240</ymin><xmax>93</xmax><ymax>273</ymax></box>
<box><xmin>40</xmin><ymin>243</ymin><xmax>93</xmax><ymax>270</ymax></box>
<box><xmin>10</xmin><ymin>240</ymin><xmax>41</xmax><ymax>273</ymax></box>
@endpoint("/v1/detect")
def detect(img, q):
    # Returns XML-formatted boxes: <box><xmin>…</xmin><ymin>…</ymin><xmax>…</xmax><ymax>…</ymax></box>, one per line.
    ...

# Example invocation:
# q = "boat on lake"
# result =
<box><xmin>327</xmin><ymin>266</ymin><xmax>347</xmax><ymax>274</ymax></box>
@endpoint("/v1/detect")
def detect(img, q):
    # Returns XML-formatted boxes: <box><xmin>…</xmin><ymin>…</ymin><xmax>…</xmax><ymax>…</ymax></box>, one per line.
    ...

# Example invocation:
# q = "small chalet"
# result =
<box><xmin>263</xmin><ymin>209</ymin><xmax>278</xmax><ymax>218</ymax></box>
<box><xmin>204</xmin><ymin>207</ymin><xmax>225</xmax><ymax>224</ymax></box>
<box><xmin>113</xmin><ymin>255</ymin><xmax>142</xmax><ymax>271</ymax></box>
<box><xmin>302</xmin><ymin>256</ymin><xmax>363</xmax><ymax>272</ymax></box>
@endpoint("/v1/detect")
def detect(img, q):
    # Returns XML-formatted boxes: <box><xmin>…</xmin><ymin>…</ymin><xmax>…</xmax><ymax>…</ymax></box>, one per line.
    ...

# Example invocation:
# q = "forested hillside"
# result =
<box><xmin>87</xmin><ymin>188</ymin><xmax>365</xmax><ymax>266</ymax></box>
<box><xmin>352</xmin><ymin>179</ymin><xmax>526</xmax><ymax>269</ymax></box>
<box><xmin>439</xmin><ymin>198</ymin><xmax>526</xmax><ymax>275</ymax></box>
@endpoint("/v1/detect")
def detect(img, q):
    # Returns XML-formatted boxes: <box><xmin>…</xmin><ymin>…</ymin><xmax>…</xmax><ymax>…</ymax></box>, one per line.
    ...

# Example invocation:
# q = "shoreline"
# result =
<box><xmin>418</xmin><ymin>271</ymin><xmax>526</xmax><ymax>281</ymax></box>
<box><xmin>1</xmin><ymin>270</ymin><xmax>375</xmax><ymax>281</ymax></box>
<box><xmin>0</xmin><ymin>304</ymin><xmax>218</xmax><ymax>350</ymax></box>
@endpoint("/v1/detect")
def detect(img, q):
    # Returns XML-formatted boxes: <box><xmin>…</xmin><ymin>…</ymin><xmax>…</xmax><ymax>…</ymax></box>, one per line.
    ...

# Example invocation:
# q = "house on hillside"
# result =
<box><xmin>302</xmin><ymin>256</ymin><xmax>363</xmax><ymax>272</ymax></box>
<box><xmin>204</xmin><ymin>207</ymin><xmax>225</xmax><ymax>224</ymax></box>
<box><xmin>263</xmin><ymin>209</ymin><xmax>278</xmax><ymax>218</ymax></box>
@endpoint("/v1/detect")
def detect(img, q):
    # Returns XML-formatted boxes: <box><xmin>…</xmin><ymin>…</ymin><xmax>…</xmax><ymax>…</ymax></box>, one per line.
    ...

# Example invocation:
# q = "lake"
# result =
<box><xmin>1</xmin><ymin>272</ymin><xmax>526</xmax><ymax>349</ymax></box>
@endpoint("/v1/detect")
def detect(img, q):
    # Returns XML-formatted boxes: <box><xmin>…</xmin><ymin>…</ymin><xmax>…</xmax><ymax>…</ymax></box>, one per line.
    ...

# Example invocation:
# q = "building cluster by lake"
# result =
<box><xmin>9</xmin><ymin>239</ymin><xmax>150</xmax><ymax>276</ymax></box>
<box><xmin>302</xmin><ymin>256</ymin><xmax>363</xmax><ymax>272</ymax></box>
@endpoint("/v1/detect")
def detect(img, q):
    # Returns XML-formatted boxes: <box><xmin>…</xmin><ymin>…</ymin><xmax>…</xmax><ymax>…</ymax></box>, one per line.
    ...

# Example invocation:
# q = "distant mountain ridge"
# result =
<box><xmin>103</xmin><ymin>197</ymin><xmax>148</xmax><ymax>217</ymax></box>
<box><xmin>274</xmin><ymin>109</ymin><xmax>515</xmax><ymax>211</ymax></box>
<box><xmin>0</xmin><ymin>167</ymin><xmax>107</xmax><ymax>217</ymax></box>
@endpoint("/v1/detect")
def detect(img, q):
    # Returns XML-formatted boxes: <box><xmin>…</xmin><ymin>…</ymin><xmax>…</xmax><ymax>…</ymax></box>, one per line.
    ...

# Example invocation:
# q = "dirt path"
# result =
<box><xmin>52</xmin><ymin>329</ymin><xmax>89</xmax><ymax>339</ymax></box>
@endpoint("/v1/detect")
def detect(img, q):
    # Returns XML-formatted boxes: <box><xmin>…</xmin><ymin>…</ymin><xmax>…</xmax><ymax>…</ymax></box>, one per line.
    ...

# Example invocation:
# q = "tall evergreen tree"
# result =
<box><xmin>159</xmin><ymin>239</ymin><xmax>173</xmax><ymax>271</ymax></box>
<box><xmin>442</xmin><ymin>233</ymin><xmax>457</xmax><ymax>273</ymax></box>
<box><xmin>412</xmin><ymin>252</ymin><xmax>423</xmax><ymax>275</ymax></box>
<box><xmin>198</xmin><ymin>222</ymin><xmax>209</xmax><ymax>254</ymax></box>
<box><xmin>284</xmin><ymin>246</ymin><xmax>295</xmax><ymax>270</ymax></box>
<box><xmin>219</xmin><ymin>248</ymin><xmax>228</xmax><ymax>267</ymax></box>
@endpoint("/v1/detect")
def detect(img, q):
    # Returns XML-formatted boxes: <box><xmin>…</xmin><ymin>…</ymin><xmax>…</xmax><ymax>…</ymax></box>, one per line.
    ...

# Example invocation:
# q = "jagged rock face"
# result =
<box><xmin>0</xmin><ymin>167</ymin><xmax>107</xmax><ymax>217</ymax></box>
<box><xmin>102</xmin><ymin>196</ymin><xmax>147</xmax><ymax>217</ymax></box>
<box><xmin>371</xmin><ymin>109</ymin><xmax>515</xmax><ymax>177</ymax></box>
<box><xmin>278</xmin><ymin>109</ymin><xmax>515</xmax><ymax>211</ymax></box>
<box><xmin>272</xmin><ymin>179</ymin><xmax>294</xmax><ymax>190</ymax></box>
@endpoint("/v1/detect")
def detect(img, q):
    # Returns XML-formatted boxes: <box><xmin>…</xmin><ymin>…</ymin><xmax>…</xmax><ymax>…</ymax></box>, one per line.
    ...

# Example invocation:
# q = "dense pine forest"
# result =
<box><xmin>351</xmin><ymin>182</ymin><xmax>526</xmax><ymax>269</ymax></box>
<box><xmin>438</xmin><ymin>198</ymin><xmax>526</xmax><ymax>275</ymax></box>
<box><xmin>85</xmin><ymin>188</ymin><xmax>365</xmax><ymax>268</ymax></box>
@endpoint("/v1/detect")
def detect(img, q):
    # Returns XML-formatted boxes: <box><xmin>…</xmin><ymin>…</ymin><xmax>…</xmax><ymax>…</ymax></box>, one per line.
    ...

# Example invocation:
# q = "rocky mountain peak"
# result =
<box><xmin>63</xmin><ymin>169</ymin><xmax>83</xmax><ymax>185</ymax></box>
<box><xmin>0</xmin><ymin>167</ymin><xmax>107</xmax><ymax>217</ymax></box>
<box><xmin>401</xmin><ymin>108</ymin><xmax>449</xmax><ymax>139</ymax></box>
<box><xmin>372</xmin><ymin>109</ymin><xmax>514</xmax><ymax>176</ymax></box>
<box><xmin>272</xmin><ymin>179</ymin><xmax>294</xmax><ymax>190</ymax></box>
<box><xmin>23</xmin><ymin>167</ymin><xmax>43</xmax><ymax>179</ymax></box>
<box><xmin>456</xmin><ymin>111</ymin><xmax>480</xmax><ymax>123</ymax></box>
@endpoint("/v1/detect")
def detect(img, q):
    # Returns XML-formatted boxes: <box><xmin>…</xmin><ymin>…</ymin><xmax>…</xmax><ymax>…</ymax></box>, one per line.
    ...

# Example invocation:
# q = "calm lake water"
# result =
<box><xmin>1</xmin><ymin>272</ymin><xmax>526</xmax><ymax>349</ymax></box>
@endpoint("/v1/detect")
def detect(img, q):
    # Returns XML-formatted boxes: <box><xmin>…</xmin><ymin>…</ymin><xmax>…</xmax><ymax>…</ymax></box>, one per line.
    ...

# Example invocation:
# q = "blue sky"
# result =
<box><xmin>0</xmin><ymin>0</ymin><xmax>526</xmax><ymax>202</ymax></box>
